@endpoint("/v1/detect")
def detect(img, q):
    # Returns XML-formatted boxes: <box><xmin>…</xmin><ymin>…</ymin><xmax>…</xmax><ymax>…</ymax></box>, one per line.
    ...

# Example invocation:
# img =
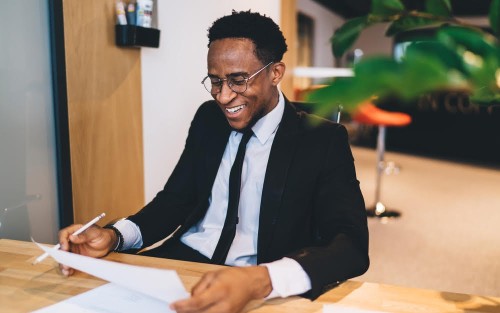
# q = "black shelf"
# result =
<box><xmin>115</xmin><ymin>25</ymin><xmax>160</xmax><ymax>48</ymax></box>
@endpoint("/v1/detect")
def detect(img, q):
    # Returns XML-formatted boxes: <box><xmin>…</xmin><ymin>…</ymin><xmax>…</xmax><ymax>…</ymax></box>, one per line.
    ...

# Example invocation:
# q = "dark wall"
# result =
<box><xmin>353</xmin><ymin>93</ymin><xmax>500</xmax><ymax>167</ymax></box>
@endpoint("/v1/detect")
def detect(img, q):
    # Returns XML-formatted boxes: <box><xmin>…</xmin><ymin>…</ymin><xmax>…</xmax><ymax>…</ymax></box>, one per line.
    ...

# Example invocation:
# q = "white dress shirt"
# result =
<box><xmin>115</xmin><ymin>91</ymin><xmax>311</xmax><ymax>298</ymax></box>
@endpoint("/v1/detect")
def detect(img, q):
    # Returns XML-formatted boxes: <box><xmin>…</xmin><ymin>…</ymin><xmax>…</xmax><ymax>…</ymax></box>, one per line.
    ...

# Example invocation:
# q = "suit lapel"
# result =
<box><xmin>204</xmin><ymin>125</ymin><xmax>231</xmax><ymax>191</ymax></box>
<box><xmin>182</xmin><ymin>105</ymin><xmax>231</xmax><ymax>231</ymax></box>
<box><xmin>202</xmin><ymin>110</ymin><xmax>232</xmax><ymax>209</ymax></box>
<box><xmin>257</xmin><ymin>99</ymin><xmax>300</xmax><ymax>261</ymax></box>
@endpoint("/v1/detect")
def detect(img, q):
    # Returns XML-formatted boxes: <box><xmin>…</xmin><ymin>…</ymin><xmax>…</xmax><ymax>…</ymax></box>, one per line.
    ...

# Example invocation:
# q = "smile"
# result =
<box><xmin>226</xmin><ymin>104</ymin><xmax>246</xmax><ymax>114</ymax></box>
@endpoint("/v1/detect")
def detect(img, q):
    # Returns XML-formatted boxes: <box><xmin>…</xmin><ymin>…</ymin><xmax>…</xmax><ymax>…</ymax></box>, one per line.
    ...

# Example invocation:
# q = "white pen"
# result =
<box><xmin>32</xmin><ymin>213</ymin><xmax>106</xmax><ymax>265</ymax></box>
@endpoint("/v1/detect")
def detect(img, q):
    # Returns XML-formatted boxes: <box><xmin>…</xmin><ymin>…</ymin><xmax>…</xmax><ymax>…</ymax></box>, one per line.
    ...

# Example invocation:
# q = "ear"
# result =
<box><xmin>270</xmin><ymin>62</ymin><xmax>286</xmax><ymax>86</ymax></box>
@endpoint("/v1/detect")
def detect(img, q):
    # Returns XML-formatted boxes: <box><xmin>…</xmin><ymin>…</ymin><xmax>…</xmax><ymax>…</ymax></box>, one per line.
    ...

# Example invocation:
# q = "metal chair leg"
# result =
<box><xmin>366</xmin><ymin>126</ymin><xmax>401</xmax><ymax>218</ymax></box>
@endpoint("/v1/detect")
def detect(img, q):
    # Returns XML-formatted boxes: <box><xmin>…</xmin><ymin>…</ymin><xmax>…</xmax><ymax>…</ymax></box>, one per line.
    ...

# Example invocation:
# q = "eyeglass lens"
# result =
<box><xmin>203</xmin><ymin>76</ymin><xmax>248</xmax><ymax>95</ymax></box>
<box><xmin>202</xmin><ymin>62</ymin><xmax>273</xmax><ymax>95</ymax></box>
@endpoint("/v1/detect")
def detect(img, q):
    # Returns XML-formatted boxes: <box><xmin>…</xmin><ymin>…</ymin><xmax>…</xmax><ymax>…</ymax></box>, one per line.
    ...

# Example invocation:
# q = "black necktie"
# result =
<box><xmin>211</xmin><ymin>129</ymin><xmax>253</xmax><ymax>264</ymax></box>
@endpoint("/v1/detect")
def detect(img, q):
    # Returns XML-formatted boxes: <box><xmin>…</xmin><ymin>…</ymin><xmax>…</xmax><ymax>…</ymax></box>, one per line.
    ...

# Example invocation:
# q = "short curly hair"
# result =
<box><xmin>207</xmin><ymin>10</ymin><xmax>288</xmax><ymax>64</ymax></box>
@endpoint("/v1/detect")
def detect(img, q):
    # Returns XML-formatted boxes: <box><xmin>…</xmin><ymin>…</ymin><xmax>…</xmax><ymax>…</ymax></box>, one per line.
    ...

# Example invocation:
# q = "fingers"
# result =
<box><xmin>170</xmin><ymin>268</ymin><xmax>251</xmax><ymax>313</ymax></box>
<box><xmin>59</xmin><ymin>265</ymin><xmax>74</xmax><ymax>277</ymax></box>
<box><xmin>58</xmin><ymin>224</ymin><xmax>83</xmax><ymax>251</ymax></box>
<box><xmin>172</xmin><ymin>300</ymin><xmax>229</xmax><ymax>313</ymax></box>
<box><xmin>69</xmin><ymin>225</ymin><xmax>102</xmax><ymax>245</ymax></box>
<box><xmin>56</xmin><ymin>224</ymin><xmax>112</xmax><ymax>276</ymax></box>
<box><xmin>191</xmin><ymin>271</ymin><xmax>216</xmax><ymax>295</ymax></box>
<box><xmin>57</xmin><ymin>224</ymin><xmax>83</xmax><ymax>276</ymax></box>
<box><xmin>59</xmin><ymin>224</ymin><xmax>112</xmax><ymax>255</ymax></box>
<box><xmin>171</xmin><ymin>287</ymin><xmax>240</xmax><ymax>313</ymax></box>
<box><xmin>171</xmin><ymin>273</ymin><xmax>217</xmax><ymax>312</ymax></box>
<box><xmin>171</xmin><ymin>291</ymin><xmax>216</xmax><ymax>313</ymax></box>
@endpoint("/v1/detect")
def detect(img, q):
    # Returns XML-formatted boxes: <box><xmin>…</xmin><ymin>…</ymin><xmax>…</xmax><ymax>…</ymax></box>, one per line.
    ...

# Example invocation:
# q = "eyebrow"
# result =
<box><xmin>208</xmin><ymin>71</ymin><xmax>249</xmax><ymax>79</ymax></box>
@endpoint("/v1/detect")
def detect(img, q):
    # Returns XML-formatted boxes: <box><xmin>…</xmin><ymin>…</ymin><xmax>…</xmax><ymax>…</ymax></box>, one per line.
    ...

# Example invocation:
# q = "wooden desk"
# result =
<box><xmin>1</xmin><ymin>239</ymin><xmax>499</xmax><ymax>313</ymax></box>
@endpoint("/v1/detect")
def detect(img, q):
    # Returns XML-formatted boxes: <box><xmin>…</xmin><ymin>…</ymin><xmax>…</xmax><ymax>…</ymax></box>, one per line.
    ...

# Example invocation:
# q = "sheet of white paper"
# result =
<box><xmin>33</xmin><ymin>241</ymin><xmax>189</xmax><ymax>303</ymax></box>
<box><xmin>32</xmin><ymin>283</ymin><xmax>175</xmax><ymax>313</ymax></box>
<box><xmin>323</xmin><ymin>304</ymin><xmax>387</xmax><ymax>313</ymax></box>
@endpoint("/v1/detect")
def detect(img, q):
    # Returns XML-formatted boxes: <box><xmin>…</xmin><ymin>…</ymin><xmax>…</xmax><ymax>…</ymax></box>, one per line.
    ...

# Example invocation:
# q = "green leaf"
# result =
<box><xmin>309</xmin><ymin>48</ymin><xmax>471</xmax><ymax>118</ymax></box>
<box><xmin>307</xmin><ymin>78</ymin><xmax>372</xmax><ymax>115</ymax></box>
<box><xmin>331</xmin><ymin>17</ymin><xmax>369</xmax><ymax>58</ymax></box>
<box><xmin>406</xmin><ymin>41</ymin><xmax>467</xmax><ymax>75</ymax></box>
<box><xmin>471</xmin><ymin>90</ymin><xmax>500</xmax><ymax>104</ymax></box>
<box><xmin>354</xmin><ymin>56</ymin><xmax>400</xmax><ymax>78</ymax></box>
<box><xmin>386</xmin><ymin>15</ymin><xmax>440</xmax><ymax>36</ymax></box>
<box><xmin>437</xmin><ymin>26</ymin><xmax>498</xmax><ymax>57</ymax></box>
<box><xmin>464</xmin><ymin>53</ymin><xmax>499</xmax><ymax>102</ymax></box>
<box><xmin>399</xmin><ymin>45</ymin><xmax>469</xmax><ymax>98</ymax></box>
<box><xmin>353</xmin><ymin>57</ymin><xmax>402</xmax><ymax>94</ymax></box>
<box><xmin>490</xmin><ymin>0</ymin><xmax>500</xmax><ymax>35</ymax></box>
<box><xmin>425</xmin><ymin>0</ymin><xmax>452</xmax><ymax>17</ymax></box>
<box><xmin>371</xmin><ymin>0</ymin><xmax>405</xmax><ymax>16</ymax></box>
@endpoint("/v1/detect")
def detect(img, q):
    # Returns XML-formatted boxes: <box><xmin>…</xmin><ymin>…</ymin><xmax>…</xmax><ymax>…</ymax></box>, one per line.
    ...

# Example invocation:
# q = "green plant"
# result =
<box><xmin>307</xmin><ymin>0</ymin><xmax>500</xmax><ymax>116</ymax></box>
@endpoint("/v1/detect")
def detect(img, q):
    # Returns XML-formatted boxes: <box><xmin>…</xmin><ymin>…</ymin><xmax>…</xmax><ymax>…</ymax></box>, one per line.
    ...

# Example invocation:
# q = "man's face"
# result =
<box><xmin>206</xmin><ymin>38</ymin><xmax>279</xmax><ymax>130</ymax></box>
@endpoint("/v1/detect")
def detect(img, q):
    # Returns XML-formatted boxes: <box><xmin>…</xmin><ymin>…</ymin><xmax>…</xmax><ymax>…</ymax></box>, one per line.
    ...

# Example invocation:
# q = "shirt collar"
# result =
<box><xmin>251</xmin><ymin>90</ymin><xmax>285</xmax><ymax>145</ymax></box>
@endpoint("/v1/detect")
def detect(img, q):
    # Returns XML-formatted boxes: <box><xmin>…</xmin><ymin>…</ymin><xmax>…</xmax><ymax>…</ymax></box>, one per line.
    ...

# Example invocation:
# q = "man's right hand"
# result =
<box><xmin>57</xmin><ymin>224</ymin><xmax>117</xmax><ymax>276</ymax></box>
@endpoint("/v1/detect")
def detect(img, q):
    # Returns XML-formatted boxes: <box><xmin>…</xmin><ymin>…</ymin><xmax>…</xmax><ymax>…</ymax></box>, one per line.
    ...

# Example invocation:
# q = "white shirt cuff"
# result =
<box><xmin>113</xmin><ymin>219</ymin><xmax>143</xmax><ymax>250</ymax></box>
<box><xmin>261</xmin><ymin>257</ymin><xmax>312</xmax><ymax>299</ymax></box>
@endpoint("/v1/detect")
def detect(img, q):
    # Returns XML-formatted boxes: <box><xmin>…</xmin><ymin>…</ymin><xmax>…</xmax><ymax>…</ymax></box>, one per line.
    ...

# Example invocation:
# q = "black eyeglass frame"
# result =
<box><xmin>201</xmin><ymin>62</ymin><xmax>273</xmax><ymax>95</ymax></box>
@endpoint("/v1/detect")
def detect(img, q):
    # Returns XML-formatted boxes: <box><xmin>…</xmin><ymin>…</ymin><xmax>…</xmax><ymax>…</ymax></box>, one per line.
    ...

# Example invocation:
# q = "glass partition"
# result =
<box><xmin>0</xmin><ymin>1</ymin><xmax>59</xmax><ymax>242</ymax></box>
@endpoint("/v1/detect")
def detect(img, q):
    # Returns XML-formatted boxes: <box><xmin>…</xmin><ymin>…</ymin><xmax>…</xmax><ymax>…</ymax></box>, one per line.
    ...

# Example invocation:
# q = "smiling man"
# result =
<box><xmin>58</xmin><ymin>11</ymin><xmax>369</xmax><ymax>313</ymax></box>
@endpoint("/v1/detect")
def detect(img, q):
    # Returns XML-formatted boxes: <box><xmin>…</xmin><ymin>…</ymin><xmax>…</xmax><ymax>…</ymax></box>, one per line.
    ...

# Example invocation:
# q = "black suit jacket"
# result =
<box><xmin>128</xmin><ymin>98</ymin><xmax>369</xmax><ymax>299</ymax></box>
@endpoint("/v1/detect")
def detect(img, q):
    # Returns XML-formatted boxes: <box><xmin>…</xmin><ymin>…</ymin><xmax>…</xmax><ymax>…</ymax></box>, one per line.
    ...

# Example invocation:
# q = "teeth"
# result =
<box><xmin>226</xmin><ymin>105</ymin><xmax>245</xmax><ymax>113</ymax></box>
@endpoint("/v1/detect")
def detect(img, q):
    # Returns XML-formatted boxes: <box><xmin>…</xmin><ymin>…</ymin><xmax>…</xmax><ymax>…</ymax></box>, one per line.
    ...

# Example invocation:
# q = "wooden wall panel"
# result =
<box><xmin>280</xmin><ymin>0</ymin><xmax>297</xmax><ymax>100</ymax></box>
<box><xmin>63</xmin><ymin>0</ymin><xmax>144</xmax><ymax>224</ymax></box>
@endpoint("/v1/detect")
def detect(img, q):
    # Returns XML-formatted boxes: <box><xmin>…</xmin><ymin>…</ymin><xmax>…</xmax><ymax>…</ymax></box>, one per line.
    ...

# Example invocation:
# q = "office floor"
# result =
<box><xmin>350</xmin><ymin>146</ymin><xmax>500</xmax><ymax>297</ymax></box>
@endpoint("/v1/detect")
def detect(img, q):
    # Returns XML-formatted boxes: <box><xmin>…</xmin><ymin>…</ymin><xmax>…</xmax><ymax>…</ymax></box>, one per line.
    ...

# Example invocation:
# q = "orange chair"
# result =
<box><xmin>353</xmin><ymin>103</ymin><xmax>412</xmax><ymax>218</ymax></box>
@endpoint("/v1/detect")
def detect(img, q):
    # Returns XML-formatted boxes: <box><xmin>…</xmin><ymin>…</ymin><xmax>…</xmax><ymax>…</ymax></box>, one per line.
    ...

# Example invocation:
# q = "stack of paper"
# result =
<box><xmin>32</xmin><ymin>242</ymin><xmax>189</xmax><ymax>313</ymax></box>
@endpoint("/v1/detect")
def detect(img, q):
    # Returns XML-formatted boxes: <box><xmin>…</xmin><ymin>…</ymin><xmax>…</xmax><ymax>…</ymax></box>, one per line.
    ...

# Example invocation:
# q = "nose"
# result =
<box><xmin>216</xmin><ymin>80</ymin><xmax>237</xmax><ymax>105</ymax></box>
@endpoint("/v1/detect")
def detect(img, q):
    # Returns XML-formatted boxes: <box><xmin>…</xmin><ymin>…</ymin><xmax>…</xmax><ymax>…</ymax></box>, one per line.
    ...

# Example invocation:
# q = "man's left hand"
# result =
<box><xmin>170</xmin><ymin>266</ymin><xmax>273</xmax><ymax>313</ymax></box>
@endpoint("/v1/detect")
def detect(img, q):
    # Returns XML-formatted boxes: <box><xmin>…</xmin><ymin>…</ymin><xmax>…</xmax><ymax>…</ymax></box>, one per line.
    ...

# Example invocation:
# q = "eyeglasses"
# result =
<box><xmin>201</xmin><ymin>62</ymin><xmax>273</xmax><ymax>95</ymax></box>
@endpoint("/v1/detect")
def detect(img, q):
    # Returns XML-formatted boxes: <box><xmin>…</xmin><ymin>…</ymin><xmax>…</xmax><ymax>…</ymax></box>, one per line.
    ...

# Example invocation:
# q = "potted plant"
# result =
<box><xmin>307</xmin><ymin>0</ymin><xmax>500</xmax><ymax>116</ymax></box>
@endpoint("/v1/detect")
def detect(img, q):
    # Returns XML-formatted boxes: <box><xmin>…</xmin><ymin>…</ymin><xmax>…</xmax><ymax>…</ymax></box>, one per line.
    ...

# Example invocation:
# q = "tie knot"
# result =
<box><xmin>240</xmin><ymin>128</ymin><xmax>253</xmax><ymax>145</ymax></box>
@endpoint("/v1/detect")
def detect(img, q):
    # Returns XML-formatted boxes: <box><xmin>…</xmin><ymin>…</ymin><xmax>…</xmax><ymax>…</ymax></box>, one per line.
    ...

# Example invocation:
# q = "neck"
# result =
<box><xmin>264</xmin><ymin>88</ymin><xmax>280</xmax><ymax>115</ymax></box>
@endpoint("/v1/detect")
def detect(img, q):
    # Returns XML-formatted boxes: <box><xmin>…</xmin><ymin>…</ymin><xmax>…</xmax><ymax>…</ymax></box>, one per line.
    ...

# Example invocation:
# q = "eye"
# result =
<box><xmin>210</xmin><ymin>78</ymin><xmax>223</xmax><ymax>86</ymax></box>
<box><xmin>230</xmin><ymin>76</ymin><xmax>247</xmax><ymax>86</ymax></box>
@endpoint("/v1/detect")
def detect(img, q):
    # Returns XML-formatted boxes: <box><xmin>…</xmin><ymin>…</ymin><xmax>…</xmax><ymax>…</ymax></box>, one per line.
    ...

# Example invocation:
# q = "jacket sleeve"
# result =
<box><xmin>288</xmin><ymin>125</ymin><xmax>370</xmax><ymax>299</ymax></box>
